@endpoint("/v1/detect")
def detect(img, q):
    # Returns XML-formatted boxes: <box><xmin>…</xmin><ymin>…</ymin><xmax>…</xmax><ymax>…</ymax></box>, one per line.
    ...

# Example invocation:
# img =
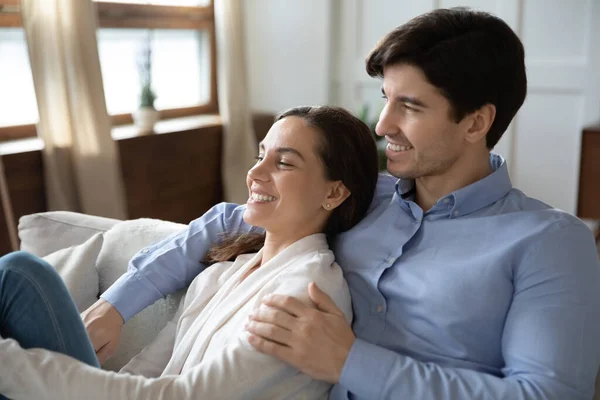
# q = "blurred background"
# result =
<box><xmin>0</xmin><ymin>0</ymin><xmax>598</xmax><ymax>254</ymax></box>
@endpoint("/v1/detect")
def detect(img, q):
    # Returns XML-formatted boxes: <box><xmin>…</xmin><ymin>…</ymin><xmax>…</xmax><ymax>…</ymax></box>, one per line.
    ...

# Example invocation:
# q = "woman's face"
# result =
<box><xmin>243</xmin><ymin>116</ymin><xmax>342</xmax><ymax>240</ymax></box>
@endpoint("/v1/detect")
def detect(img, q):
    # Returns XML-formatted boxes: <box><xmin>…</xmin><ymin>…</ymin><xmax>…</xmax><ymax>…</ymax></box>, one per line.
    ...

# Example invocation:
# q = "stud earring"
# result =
<box><xmin>325</xmin><ymin>203</ymin><xmax>331</xmax><ymax>209</ymax></box>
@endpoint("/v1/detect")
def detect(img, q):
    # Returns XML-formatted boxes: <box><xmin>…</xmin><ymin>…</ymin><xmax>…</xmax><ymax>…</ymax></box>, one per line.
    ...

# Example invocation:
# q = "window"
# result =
<box><xmin>0</xmin><ymin>28</ymin><xmax>38</xmax><ymax>127</ymax></box>
<box><xmin>0</xmin><ymin>0</ymin><xmax>217</xmax><ymax>140</ymax></box>
<box><xmin>0</xmin><ymin>1</ymin><xmax>38</xmax><ymax>140</ymax></box>
<box><xmin>95</xmin><ymin>0</ymin><xmax>210</xmax><ymax>5</ymax></box>
<box><xmin>97</xmin><ymin>29</ymin><xmax>211</xmax><ymax>116</ymax></box>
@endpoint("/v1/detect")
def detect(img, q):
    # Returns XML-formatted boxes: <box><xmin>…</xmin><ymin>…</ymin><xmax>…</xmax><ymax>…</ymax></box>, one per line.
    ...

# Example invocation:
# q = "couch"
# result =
<box><xmin>16</xmin><ymin>210</ymin><xmax>600</xmax><ymax>399</ymax></box>
<box><xmin>18</xmin><ymin>211</ymin><xmax>189</xmax><ymax>371</ymax></box>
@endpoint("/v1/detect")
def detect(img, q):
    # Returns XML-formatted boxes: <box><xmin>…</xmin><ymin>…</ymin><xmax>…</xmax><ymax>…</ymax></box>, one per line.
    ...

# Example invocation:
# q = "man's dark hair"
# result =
<box><xmin>366</xmin><ymin>7</ymin><xmax>527</xmax><ymax>149</ymax></box>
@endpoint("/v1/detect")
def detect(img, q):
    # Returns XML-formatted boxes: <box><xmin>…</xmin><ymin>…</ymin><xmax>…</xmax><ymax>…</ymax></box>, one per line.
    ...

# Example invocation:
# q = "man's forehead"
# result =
<box><xmin>382</xmin><ymin>64</ymin><xmax>430</xmax><ymax>90</ymax></box>
<box><xmin>381</xmin><ymin>65</ymin><xmax>444</xmax><ymax>102</ymax></box>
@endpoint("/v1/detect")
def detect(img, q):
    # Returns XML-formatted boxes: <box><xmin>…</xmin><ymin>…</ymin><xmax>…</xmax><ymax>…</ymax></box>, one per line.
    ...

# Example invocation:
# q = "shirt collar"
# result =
<box><xmin>394</xmin><ymin>153</ymin><xmax>512</xmax><ymax>217</ymax></box>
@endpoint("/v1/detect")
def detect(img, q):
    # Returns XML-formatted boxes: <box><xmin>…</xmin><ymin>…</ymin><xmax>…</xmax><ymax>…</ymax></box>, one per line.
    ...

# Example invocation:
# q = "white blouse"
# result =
<box><xmin>0</xmin><ymin>233</ymin><xmax>352</xmax><ymax>400</ymax></box>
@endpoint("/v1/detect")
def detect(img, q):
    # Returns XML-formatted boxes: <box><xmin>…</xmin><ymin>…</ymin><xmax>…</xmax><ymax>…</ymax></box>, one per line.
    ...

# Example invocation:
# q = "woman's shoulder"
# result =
<box><xmin>274</xmin><ymin>249</ymin><xmax>352</xmax><ymax>321</ymax></box>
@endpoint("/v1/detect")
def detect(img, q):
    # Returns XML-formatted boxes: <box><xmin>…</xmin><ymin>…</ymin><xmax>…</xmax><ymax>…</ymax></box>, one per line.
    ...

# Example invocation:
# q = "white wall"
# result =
<box><xmin>244</xmin><ymin>0</ymin><xmax>600</xmax><ymax>215</ymax></box>
<box><xmin>243</xmin><ymin>0</ymin><xmax>333</xmax><ymax>113</ymax></box>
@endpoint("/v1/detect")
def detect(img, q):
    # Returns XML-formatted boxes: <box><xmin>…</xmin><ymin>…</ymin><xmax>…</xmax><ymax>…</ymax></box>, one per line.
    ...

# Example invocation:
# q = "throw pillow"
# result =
<box><xmin>42</xmin><ymin>233</ymin><xmax>103</xmax><ymax>313</ymax></box>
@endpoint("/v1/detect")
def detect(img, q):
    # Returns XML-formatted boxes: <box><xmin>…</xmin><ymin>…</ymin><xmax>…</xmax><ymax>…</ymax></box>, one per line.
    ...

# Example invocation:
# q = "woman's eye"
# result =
<box><xmin>403</xmin><ymin>104</ymin><xmax>418</xmax><ymax>112</ymax></box>
<box><xmin>278</xmin><ymin>161</ymin><xmax>293</xmax><ymax>167</ymax></box>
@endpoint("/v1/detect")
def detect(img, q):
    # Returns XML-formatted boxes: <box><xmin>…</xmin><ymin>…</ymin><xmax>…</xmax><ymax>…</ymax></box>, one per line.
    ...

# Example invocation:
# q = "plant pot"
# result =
<box><xmin>132</xmin><ymin>107</ymin><xmax>160</xmax><ymax>134</ymax></box>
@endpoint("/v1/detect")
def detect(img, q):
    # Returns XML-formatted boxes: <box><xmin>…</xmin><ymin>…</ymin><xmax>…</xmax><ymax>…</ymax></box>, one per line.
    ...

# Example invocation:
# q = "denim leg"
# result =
<box><xmin>0</xmin><ymin>251</ymin><xmax>100</xmax><ymax>367</ymax></box>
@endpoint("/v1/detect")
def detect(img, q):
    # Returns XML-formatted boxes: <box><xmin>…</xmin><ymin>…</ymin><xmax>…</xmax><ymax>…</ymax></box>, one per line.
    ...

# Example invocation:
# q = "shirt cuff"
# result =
<box><xmin>101</xmin><ymin>271</ymin><xmax>160</xmax><ymax>323</ymax></box>
<box><xmin>339</xmin><ymin>338</ymin><xmax>397</xmax><ymax>399</ymax></box>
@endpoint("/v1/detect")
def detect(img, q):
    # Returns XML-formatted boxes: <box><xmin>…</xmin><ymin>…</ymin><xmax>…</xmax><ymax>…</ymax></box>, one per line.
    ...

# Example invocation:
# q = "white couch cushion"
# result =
<box><xmin>18</xmin><ymin>211</ymin><xmax>190</xmax><ymax>372</ymax></box>
<box><xmin>19</xmin><ymin>211</ymin><xmax>120</xmax><ymax>257</ymax></box>
<box><xmin>96</xmin><ymin>218</ymin><xmax>187</xmax><ymax>371</ymax></box>
<box><xmin>42</xmin><ymin>233</ymin><xmax>103</xmax><ymax>313</ymax></box>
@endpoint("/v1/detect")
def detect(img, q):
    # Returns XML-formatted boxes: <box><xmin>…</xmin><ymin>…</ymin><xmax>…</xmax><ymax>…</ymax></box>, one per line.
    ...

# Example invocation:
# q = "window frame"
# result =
<box><xmin>0</xmin><ymin>0</ymin><xmax>218</xmax><ymax>141</ymax></box>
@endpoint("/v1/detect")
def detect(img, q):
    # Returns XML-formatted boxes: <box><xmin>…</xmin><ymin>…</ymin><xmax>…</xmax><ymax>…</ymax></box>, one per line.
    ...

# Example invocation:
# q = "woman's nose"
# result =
<box><xmin>248</xmin><ymin>160</ymin><xmax>270</xmax><ymax>182</ymax></box>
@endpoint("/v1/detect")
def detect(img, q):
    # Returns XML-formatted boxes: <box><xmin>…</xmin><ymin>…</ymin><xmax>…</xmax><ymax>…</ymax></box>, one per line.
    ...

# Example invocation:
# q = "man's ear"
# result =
<box><xmin>322</xmin><ymin>181</ymin><xmax>351</xmax><ymax>211</ymax></box>
<box><xmin>465</xmin><ymin>103</ymin><xmax>496</xmax><ymax>144</ymax></box>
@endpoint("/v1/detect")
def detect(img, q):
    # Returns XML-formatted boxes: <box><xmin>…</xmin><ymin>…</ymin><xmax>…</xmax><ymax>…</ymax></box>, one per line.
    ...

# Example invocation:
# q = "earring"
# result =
<box><xmin>325</xmin><ymin>203</ymin><xmax>331</xmax><ymax>209</ymax></box>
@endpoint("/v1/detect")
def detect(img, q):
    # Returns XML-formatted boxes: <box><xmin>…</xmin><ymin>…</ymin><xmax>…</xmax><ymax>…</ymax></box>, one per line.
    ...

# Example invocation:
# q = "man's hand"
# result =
<box><xmin>80</xmin><ymin>298</ymin><xmax>124</xmax><ymax>364</ymax></box>
<box><xmin>245</xmin><ymin>282</ymin><xmax>355</xmax><ymax>383</ymax></box>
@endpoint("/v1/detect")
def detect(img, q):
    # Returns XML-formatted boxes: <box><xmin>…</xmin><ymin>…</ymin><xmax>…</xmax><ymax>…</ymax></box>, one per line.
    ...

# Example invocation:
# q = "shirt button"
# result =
<box><xmin>386</xmin><ymin>257</ymin><xmax>395</xmax><ymax>265</ymax></box>
<box><xmin>443</xmin><ymin>198</ymin><xmax>450</xmax><ymax>204</ymax></box>
<box><xmin>141</xmin><ymin>248</ymin><xmax>150</xmax><ymax>254</ymax></box>
<box><xmin>376</xmin><ymin>305</ymin><xmax>384</xmax><ymax>313</ymax></box>
<box><xmin>453</xmin><ymin>210</ymin><xmax>460</xmax><ymax>217</ymax></box>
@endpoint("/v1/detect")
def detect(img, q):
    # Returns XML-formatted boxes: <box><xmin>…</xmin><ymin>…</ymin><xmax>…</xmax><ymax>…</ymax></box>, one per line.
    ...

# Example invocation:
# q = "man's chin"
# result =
<box><xmin>386</xmin><ymin>165</ymin><xmax>418</xmax><ymax>180</ymax></box>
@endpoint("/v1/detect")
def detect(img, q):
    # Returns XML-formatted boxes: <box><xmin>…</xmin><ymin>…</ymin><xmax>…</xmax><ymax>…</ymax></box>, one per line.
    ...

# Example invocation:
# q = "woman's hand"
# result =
<box><xmin>81</xmin><ymin>298</ymin><xmax>124</xmax><ymax>364</ymax></box>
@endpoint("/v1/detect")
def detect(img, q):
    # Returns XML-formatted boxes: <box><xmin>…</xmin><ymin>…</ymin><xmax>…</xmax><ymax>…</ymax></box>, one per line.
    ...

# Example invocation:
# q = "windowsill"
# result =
<box><xmin>0</xmin><ymin>137</ymin><xmax>44</xmax><ymax>156</ymax></box>
<box><xmin>0</xmin><ymin>114</ymin><xmax>223</xmax><ymax>155</ymax></box>
<box><xmin>111</xmin><ymin>114</ymin><xmax>222</xmax><ymax>140</ymax></box>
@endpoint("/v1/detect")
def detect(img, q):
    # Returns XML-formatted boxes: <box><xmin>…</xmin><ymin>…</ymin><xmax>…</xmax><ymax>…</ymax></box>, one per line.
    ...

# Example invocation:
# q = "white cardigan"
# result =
<box><xmin>0</xmin><ymin>234</ymin><xmax>352</xmax><ymax>400</ymax></box>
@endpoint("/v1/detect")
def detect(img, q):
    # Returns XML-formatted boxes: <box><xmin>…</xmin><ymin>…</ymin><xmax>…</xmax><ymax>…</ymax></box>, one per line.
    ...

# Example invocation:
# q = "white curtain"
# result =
<box><xmin>214</xmin><ymin>0</ymin><xmax>258</xmax><ymax>204</ymax></box>
<box><xmin>20</xmin><ymin>0</ymin><xmax>127</xmax><ymax>219</ymax></box>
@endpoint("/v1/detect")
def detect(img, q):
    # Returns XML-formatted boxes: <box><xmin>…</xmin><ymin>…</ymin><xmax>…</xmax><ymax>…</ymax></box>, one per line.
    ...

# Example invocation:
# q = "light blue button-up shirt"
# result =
<box><xmin>103</xmin><ymin>154</ymin><xmax>600</xmax><ymax>399</ymax></box>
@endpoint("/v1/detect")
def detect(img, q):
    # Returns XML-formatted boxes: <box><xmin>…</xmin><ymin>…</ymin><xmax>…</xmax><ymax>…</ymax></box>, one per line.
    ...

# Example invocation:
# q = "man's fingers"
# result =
<box><xmin>246</xmin><ymin>320</ymin><xmax>293</xmax><ymax>345</ymax></box>
<box><xmin>250</xmin><ymin>305</ymin><xmax>295</xmax><ymax>329</ymax></box>
<box><xmin>308</xmin><ymin>282</ymin><xmax>345</xmax><ymax>317</ymax></box>
<box><xmin>262</xmin><ymin>294</ymin><xmax>309</xmax><ymax>317</ymax></box>
<box><xmin>95</xmin><ymin>342</ymin><xmax>114</xmax><ymax>365</ymax></box>
<box><xmin>87</xmin><ymin>331</ymin><xmax>105</xmax><ymax>352</ymax></box>
<box><xmin>247</xmin><ymin>334</ymin><xmax>293</xmax><ymax>362</ymax></box>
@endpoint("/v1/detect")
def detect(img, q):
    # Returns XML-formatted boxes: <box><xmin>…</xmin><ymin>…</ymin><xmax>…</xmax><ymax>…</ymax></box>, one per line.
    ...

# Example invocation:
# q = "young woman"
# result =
<box><xmin>0</xmin><ymin>106</ymin><xmax>379</xmax><ymax>400</ymax></box>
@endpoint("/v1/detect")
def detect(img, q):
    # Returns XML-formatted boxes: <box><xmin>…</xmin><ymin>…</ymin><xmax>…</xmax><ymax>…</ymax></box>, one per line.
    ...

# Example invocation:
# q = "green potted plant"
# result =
<box><xmin>132</xmin><ymin>33</ymin><xmax>159</xmax><ymax>133</ymax></box>
<box><xmin>357</xmin><ymin>104</ymin><xmax>387</xmax><ymax>171</ymax></box>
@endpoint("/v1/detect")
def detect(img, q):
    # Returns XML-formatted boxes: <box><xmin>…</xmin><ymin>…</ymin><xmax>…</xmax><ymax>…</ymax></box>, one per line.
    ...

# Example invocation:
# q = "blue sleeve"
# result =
<box><xmin>101</xmin><ymin>202</ymin><xmax>258</xmax><ymax>322</ymax></box>
<box><xmin>339</xmin><ymin>222</ymin><xmax>600</xmax><ymax>399</ymax></box>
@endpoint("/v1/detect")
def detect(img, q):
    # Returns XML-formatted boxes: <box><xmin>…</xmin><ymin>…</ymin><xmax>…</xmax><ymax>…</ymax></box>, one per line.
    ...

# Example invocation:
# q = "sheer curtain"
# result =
<box><xmin>214</xmin><ymin>0</ymin><xmax>258</xmax><ymax>204</ymax></box>
<box><xmin>20</xmin><ymin>0</ymin><xmax>127</xmax><ymax>219</ymax></box>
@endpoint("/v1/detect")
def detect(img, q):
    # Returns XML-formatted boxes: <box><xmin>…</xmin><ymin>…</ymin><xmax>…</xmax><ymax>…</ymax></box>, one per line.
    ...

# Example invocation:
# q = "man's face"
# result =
<box><xmin>376</xmin><ymin>63</ymin><xmax>470</xmax><ymax>180</ymax></box>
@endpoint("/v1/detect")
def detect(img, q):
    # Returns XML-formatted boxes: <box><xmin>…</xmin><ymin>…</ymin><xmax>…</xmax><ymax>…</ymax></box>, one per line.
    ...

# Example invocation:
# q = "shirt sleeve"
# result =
<box><xmin>339</xmin><ymin>222</ymin><xmax>600</xmax><ymax>400</ymax></box>
<box><xmin>101</xmin><ymin>202</ymin><xmax>257</xmax><ymax>322</ymax></box>
<box><xmin>0</xmin><ymin>257</ymin><xmax>349</xmax><ymax>400</ymax></box>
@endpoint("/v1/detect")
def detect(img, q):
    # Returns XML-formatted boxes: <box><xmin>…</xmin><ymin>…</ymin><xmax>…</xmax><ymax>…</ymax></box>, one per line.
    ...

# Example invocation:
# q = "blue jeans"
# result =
<box><xmin>0</xmin><ymin>252</ymin><xmax>100</xmax><ymax>400</ymax></box>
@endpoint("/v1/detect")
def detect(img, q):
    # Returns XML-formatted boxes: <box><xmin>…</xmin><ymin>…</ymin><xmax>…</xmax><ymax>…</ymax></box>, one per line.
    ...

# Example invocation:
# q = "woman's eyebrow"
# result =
<box><xmin>276</xmin><ymin>147</ymin><xmax>305</xmax><ymax>161</ymax></box>
<box><xmin>258</xmin><ymin>143</ymin><xmax>305</xmax><ymax>161</ymax></box>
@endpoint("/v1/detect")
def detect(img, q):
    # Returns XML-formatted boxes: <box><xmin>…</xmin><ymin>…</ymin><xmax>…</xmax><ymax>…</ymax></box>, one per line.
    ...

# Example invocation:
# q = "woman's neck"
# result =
<box><xmin>260</xmin><ymin>231</ymin><xmax>317</xmax><ymax>266</ymax></box>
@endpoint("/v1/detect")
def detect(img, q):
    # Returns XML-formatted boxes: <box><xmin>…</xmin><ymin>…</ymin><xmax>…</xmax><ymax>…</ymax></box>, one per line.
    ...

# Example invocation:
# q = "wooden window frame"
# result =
<box><xmin>0</xmin><ymin>1</ymin><xmax>218</xmax><ymax>141</ymax></box>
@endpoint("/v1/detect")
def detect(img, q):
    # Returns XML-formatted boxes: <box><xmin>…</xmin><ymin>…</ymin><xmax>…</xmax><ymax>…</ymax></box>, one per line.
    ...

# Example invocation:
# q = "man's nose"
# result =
<box><xmin>375</xmin><ymin>105</ymin><xmax>400</xmax><ymax>137</ymax></box>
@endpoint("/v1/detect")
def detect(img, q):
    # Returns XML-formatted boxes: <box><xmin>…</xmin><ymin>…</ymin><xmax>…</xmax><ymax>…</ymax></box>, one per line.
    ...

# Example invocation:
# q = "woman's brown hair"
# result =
<box><xmin>204</xmin><ymin>105</ymin><xmax>379</xmax><ymax>265</ymax></box>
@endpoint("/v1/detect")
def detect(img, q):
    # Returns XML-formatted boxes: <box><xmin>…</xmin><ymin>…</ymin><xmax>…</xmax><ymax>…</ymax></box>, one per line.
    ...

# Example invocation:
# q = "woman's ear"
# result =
<box><xmin>322</xmin><ymin>181</ymin><xmax>351</xmax><ymax>211</ymax></box>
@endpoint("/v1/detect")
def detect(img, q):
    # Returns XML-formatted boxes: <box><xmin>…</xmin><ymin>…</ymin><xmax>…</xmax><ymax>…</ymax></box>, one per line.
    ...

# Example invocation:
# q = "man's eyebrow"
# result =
<box><xmin>381</xmin><ymin>87</ymin><xmax>428</xmax><ymax>108</ymax></box>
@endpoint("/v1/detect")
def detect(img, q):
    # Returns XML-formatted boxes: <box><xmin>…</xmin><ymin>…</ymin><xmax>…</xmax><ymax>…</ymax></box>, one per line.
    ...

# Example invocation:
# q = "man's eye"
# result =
<box><xmin>255</xmin><ymin>156</ymin><xmax>264</xmax><ymax>163</ymax></box>
<box><xmin>278</xmin><ymin>161</ymin><xmax>292</xmax><ymax>167</ymax></box>
<box><xmin>403</xmin><ymin>104</ymin><xmax>418</xmax><ymax>112</ymax></box>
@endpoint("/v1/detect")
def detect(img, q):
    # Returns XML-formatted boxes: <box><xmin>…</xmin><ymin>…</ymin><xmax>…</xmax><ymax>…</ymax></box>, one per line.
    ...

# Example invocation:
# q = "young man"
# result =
<box><xmin>83</xmin><ymin>8</ymin><xmax>600</xmax><ymax>399</ymax></box>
